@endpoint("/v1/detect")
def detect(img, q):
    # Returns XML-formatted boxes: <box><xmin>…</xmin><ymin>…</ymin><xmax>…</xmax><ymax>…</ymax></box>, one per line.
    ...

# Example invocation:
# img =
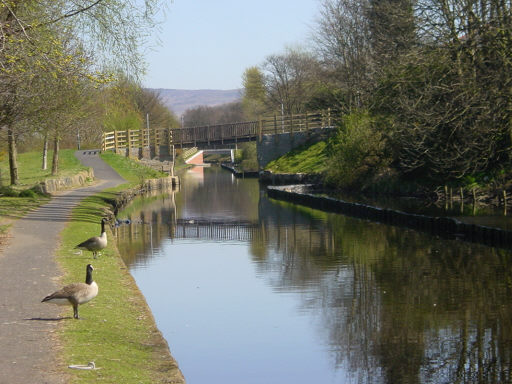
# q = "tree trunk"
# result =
<box><xmin>42</xmin><ymin>133</ymin><xmax>48</xmax><ymax>170</ymax></box>
<box><xmin>51</xmin><ymin>135</ymin><xmax>59</xmax><ymax>176</ymax></box>
<box><xmin>7</xmin><ymin>124</ymin><xmax>18</xmax><ymax>185</ymax></box>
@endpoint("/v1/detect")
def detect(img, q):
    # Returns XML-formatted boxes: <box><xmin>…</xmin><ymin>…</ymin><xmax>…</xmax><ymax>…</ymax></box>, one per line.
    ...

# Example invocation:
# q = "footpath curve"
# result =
<box><xmin>0</xmin><ymin>151</ymin><xmax>125</xmax><ymax>384</ymax></box>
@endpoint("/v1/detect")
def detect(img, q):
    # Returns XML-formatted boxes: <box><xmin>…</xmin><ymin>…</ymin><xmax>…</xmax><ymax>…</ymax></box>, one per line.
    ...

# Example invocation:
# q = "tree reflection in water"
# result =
<box><xmin>116</xmin><ymin>166</ymin><xmax>512</xmax><ymax>383</ymax></box>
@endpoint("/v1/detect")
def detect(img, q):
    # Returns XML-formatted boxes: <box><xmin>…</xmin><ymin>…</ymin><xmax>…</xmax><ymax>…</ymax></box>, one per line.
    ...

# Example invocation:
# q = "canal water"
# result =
<box><xmin>116</xmin><ymin>166</ymin><xmax>512</xmax><ymax>384</ymax></box>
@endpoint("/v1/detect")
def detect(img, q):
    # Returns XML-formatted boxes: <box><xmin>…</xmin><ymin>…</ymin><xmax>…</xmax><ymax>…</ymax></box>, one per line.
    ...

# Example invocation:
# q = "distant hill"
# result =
<box><xmin>149</xmin><ymin>88</ymin><xmax>242</xmax><ymax>116</ymax></box>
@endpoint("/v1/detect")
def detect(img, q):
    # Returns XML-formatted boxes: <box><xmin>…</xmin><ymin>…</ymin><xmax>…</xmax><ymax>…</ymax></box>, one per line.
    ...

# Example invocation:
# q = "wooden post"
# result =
<box><xmin>290</xmin><ymin>113</ymin><xmax>294</xmax><ymax>138</ymax></box>
<box><xmin>460</xmin><ymin>187</ymin><xmax>464</xmax><ymax>201</ymax></box>
<box><xmin>306</xmin><ymin>112</ymin><xmax>309</xmax><ymax>134</ymax></box>
<box><xmin>114</xmin><ymin>130</ymin><xmax>119</xmax><ymax>153</ymax></box>
<box><xmin>258</xmin><ymin>118</ymin><xmax>263</xmax><ymax>142</ymax></box>
<box><xmin>328</xmin><ymin>108</ymin><xmax>331</xmax><ymax>127</ymax></box>
<box><xmin>504</xmin><ymin>190</ymin><xmax>507</xmax><ymax>216</ymax></box>
<box><xmin>167</xmin><ymin>128</ymin><xmax>172</xmax><ymax>158</ymax></box>
<box><xmin>274</xmin><ymin>114</ymin><xmax>277</xmax><ymax>136</ymax></box>
<box><xmin>102</xmin><ymin>132</ymin><xmax>106</xmax><ymax>151</ymax></box>
<box><xmin>127</xmin><ymin>129</ymin><xmax>131</xmax><ymax>157</ymax></box>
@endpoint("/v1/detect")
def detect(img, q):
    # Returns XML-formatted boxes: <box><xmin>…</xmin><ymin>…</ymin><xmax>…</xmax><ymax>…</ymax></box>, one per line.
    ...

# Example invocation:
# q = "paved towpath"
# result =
<box><xmin>0</xmin><ymin>151</ymin><xmax>125</xmax><ymax>384</ymax></box>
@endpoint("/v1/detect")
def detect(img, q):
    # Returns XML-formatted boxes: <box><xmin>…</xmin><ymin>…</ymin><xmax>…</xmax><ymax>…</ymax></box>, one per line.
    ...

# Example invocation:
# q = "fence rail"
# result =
<box><xmin>102</xmin><ymin>128</ymin><xmax>170</xmax><ymax>151</ymax></box>
<box><xmin>102</xmin><ymin>109</ymin><xmax>339</xmax><ymax>152</ymax></box>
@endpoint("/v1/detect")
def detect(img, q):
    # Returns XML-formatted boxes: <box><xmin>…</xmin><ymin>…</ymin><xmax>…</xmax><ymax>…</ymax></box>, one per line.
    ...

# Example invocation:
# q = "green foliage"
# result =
<box><xmin>19</xmin><ymin>188</ymin><xmax>37</xmax><ymax>198</ymax></box>
<box><xmin>236</xmin><ymin>142</ymin><xmax>258</xmax><ymax>171</ymax></box>
<box><xmin>99</xmin><ymin>152</ymin><xmax>166</xmax><ymax>186</ymax></box>
<box><xmin>324</xmin><ymin>110</ymin><xmax>390</xmax><ymax>188</ymax></box>
<box><xmin>305</xmin><ymin>84</ymin><xmax>346</xmax><ymax>112</ymax></box>
<box><xmin>0</xmin><ymin>186</ymin><xmax>20</xmax><ymax>197</ymax></box>
<box><xmin>242</xmin><ymin>66</ymin><xmax>267</xmax><ymax>119</ymax></box>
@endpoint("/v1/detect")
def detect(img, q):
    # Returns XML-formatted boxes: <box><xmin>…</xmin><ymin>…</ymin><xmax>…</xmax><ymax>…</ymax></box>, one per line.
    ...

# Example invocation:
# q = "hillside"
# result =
<box><xmin>149</xmin><ymin>88</ymin><xmax>242</xmax><ymax>116</ymax></box>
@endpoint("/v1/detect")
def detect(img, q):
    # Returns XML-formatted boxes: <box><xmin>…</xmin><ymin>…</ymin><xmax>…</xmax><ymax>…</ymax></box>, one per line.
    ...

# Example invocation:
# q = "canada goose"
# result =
<box><xmin>42</xmin><ymin>264</ymin><xmax>98</xmax><ymax>319</ymax></box>
<box><xmin>76</xmin><ymin>218</ymin><xmax>107</xmax><ymax>258</ymax></box>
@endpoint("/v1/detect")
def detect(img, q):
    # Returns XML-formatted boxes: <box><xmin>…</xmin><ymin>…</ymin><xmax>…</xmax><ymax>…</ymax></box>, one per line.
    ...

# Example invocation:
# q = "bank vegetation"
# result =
<box><xmin>239</xmin><ymin>0</ymin><xmax>512</xmax><ymax>198</ymax></box>
<box><xmin>0</xmin><ymin>1</ymin><xmax>178</xmax><ymax>189</ymax></box>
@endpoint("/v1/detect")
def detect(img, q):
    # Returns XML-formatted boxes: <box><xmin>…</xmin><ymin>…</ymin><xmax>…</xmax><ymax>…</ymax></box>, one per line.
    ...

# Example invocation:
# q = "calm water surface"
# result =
<box><xmin>116</xmin><ymin>166</ymin><xmax>512</xmax><ymax>384</ymax></box>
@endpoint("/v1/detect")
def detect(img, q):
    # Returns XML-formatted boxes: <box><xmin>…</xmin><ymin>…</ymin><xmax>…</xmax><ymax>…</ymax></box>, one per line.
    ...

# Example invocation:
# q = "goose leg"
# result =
<box><xmin>73</xmin><ymin>304</ymin><xmax>79</xmax><ymax>319</ymax></box>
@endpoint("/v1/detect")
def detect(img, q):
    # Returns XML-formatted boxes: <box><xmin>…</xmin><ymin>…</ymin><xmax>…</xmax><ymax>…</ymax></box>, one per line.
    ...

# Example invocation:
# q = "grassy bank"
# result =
<box><xmin>265</xmin><ymin>139</ymin><xmax>331</xmax><ymax>174</ymax></box>
<box><xmin>99</xmin><ymin>152</ymin><xmax>166</xmax><ymax>185</ymax></box>
<box><xmin>0</xmin><ymin>149</ymin><xmax>88</xmax><ymax>188</ymax></box>
<box><xmin>0</xmin><ymin>150</ymin><xmax>183</xmax><ymax>382</ymax></box>
<box><xmin>0</xmin><ymin>149</ymin><xmax>88</xmax><ymax>236</ymax></box>
<box><xmin>54</xmin><ymin>152</ymin><xmax>183</xmax><ymax>383</ymax></box>
<box><xmin>55</xmin><ymin>190</ymin><xmax>183</xmax><ymax>383</ymax></box>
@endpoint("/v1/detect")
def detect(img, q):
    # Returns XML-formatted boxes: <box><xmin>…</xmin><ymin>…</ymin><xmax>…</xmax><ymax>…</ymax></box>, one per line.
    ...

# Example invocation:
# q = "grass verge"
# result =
<box><xmin>99</xmin><ymin>152</ymin><xmax>167</xmax><ymax>185</ymax></box>
<box><xmin>0</xmin><ymin>149</ymin><xmax>88</xmax><ymax>188</ymax></box>
<box><xmin>0</xmin><ymin>149</ymin><xmax>85</xmax><ymax>237</ymax></box>
<box><xmin>55</xmin><ymin>190</ymin><xmax>184</xmax><ymax>383</ymax></box>
<box><xmin>265</xmin><ymin>139</ymin><xmax>331</xmax><ymax>174</ymax></box>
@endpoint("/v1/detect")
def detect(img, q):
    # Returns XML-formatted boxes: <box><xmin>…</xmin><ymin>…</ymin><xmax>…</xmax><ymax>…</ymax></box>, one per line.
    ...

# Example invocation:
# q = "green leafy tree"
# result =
<box><xmin>242</xmin><ymin>66</ymin><xmax>266</xmax><ymax>119</ymax></box>
<box><xmin>0</xmin><ymin>0</ymin><xmax>166</xmax><ymax>184</ymax></box>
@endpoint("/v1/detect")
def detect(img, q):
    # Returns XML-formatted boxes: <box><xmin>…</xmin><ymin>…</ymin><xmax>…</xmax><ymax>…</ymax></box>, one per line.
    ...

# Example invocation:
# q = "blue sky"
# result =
<box><xmin>143</xmin><ymin>0</ymin><xmax>320</xmax><ymax>90</ymax></box>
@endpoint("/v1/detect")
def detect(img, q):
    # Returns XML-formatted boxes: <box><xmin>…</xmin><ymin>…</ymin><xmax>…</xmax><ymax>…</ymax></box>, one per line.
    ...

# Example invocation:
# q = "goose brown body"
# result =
<box><xmin>42</xmin><ymin>264</ymin><xmax>98</xmax><ymax>319</ymax></box>
<box><xmin>76</xmin><ymin>219</ymin><xmax>107</xmax><ymax>258</ymax></box>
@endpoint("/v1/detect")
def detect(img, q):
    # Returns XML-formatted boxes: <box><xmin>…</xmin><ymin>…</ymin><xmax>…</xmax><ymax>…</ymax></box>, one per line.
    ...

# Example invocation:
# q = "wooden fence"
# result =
<box><xmin>102</xmin><ymin>127</ymin><xmax>171</xmax><ymax>152</ymax></box>
<box><xmin>102</xmin><ymin>109</ymin><xmax>339</xmax><ymax>152</ymax></box>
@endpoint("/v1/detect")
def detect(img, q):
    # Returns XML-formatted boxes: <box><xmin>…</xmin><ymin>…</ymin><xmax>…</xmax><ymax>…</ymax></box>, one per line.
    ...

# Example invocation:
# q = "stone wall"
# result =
<box><xmin>39</xmin><ymin>168</ymin><xmax>94</xmax><ymax>194</ymax></box>
<box><xmin>110</xmin><ymin>176</ymin><xmax>179</xmax><ymax>216</ymax></box>
<box><xmin>257</xmin><ymin>127</ymin><xmax>336</xmax><ymax>169</ymax></box>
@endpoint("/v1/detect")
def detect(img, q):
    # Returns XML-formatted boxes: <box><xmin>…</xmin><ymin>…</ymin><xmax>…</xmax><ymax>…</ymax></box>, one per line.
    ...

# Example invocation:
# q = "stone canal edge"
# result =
<box><xmin>0</xmin><ymin>151</ymin><xmax>185</xmax><ymax>384</ymax></box>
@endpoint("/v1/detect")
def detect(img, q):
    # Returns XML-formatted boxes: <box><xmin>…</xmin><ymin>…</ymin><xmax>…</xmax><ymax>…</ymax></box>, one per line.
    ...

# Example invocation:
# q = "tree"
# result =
<box><xmin>134</xmin><ymin>87</ymin><xmax>179</xmax><ymax>130</ymax></box>
<box><xmin>374</xmin><ymin>0</ymin><xmax>512</xmax><ymax>180</ymax></box>
<box><xmin>183</xmin><ymin>102</ymin><xmax>244</xmax><ymax>127</ymax></box>
<box><xmin>0</xmin><ymin>0</ymin><xmax>166</xmax><ymax>184</ymax></box>
<box><xmin>242</xmin><ymin>67</ymin><xmax>266</xmax><ymax>119</ymax></box>
<box><xmin>312</xmin><ymin>0</ymin><xmax>374</xmax><ymax>110</ymax></box>
<box><xmin>262</xmin><ymin>47</ymin><xmax>319</xmax><ymax>114</ymax></box>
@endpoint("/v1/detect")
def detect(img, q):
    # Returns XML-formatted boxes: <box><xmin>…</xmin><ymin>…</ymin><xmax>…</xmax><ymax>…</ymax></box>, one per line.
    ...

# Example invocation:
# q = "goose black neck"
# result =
<box><xmin>85</xmin><ymin>267</ymin><xmax>94</xmax><ymax>285</ymax></box>
<box><xmin>101</xmin><ymin>220</ymin><xmax>105</xmax><ymax>233</ymax></box>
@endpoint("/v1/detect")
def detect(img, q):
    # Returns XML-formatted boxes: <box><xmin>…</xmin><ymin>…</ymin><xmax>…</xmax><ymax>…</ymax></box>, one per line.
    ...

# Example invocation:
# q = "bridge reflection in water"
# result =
<box><xmin>116</xmin><ymin>203</ymin><xmax>335</xmax><ymax>268</ymax></box>
<box><xmin>115</xmin><ymin>166</ymin><xmax>512</xmax><ymax>384</ymax></box>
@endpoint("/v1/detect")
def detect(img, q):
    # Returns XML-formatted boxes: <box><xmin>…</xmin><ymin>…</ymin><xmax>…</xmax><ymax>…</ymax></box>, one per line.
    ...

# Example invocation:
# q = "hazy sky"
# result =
<box><xmin>143</xmin><ymin>0</ymin><xmax>320</xmax><ymax>90</ymax></box>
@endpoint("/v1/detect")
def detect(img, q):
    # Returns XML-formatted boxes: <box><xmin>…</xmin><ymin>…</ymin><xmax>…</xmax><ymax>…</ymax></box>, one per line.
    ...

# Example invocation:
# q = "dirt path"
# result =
<box><xmin>0</xmin><ymin>151</ymin><xmax>125</xmax><ymax>384</ymax></box>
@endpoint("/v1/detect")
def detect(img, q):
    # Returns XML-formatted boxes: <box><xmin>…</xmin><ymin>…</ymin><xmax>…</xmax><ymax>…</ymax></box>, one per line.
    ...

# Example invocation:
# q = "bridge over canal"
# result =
<box><xmin>102</xmin><ymin>109</ymin><xmax>339</xmax><ymax>167</ymax></box>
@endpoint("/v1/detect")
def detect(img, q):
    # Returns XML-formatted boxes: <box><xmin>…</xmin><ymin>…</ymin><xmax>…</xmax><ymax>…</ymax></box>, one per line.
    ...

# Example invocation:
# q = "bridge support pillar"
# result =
<box><xmin>230</xmin><ymin>149</ymin><xmax>234</xmax><ymax>163</ymax></box>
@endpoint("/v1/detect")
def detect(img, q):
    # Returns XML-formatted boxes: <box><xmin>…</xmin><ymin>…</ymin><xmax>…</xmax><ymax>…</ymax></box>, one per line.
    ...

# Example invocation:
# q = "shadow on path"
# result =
<box><xmin>0</xmin><ymin>151</ymin><xmax>126</xmax><ymax>384</ymax></box>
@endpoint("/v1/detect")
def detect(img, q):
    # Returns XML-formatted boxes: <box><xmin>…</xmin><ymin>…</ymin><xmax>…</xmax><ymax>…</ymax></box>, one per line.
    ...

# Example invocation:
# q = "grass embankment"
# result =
<box><xmin>56</xmin><ymin>194</ymin><xmax>183</xmax><ymax>383</ymax></box>
<box><xmin>265</xmin><ymin>139</ymin><xmax>332</xmax><ymax>174</ymax></box>
<box><xmin>0</xmin><ymin>149</ymin><xmax>88</xmax><ymax>188</ymax></box>
<box><xmin>0</xmin><ymin>150</ymin><xmax>87</xmax><ymax>236</ymax></box>
<box><xmin>0</xmin><ymin>150</ymin><xmax>183</xmax><ymax>382</ymax></box>
<box><xmin>54</xmin><ymin>152</ymin><xmax>183</xmax><ymax>383</ymax></box>
<box><xmin>99</xmin><ymin>152</ymin><xmax>167</xmax><ymax>185</ymax></box>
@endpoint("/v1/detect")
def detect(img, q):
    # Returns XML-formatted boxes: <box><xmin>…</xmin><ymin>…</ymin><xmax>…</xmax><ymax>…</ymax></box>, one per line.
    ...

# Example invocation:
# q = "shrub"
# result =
<box><xmin>19</xmin><ymin>189</ymin><xmax>37</xmax><ymax>198</ymax></box>
<box><xmin>0</xmin><ymin>186</ymin><xmax>19</xmax><ymax>197</ymax></box>
<box><xmin>324</xmin><ymin>110</ymin><xmax>390</xmax><ymax>188</ymax></box>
